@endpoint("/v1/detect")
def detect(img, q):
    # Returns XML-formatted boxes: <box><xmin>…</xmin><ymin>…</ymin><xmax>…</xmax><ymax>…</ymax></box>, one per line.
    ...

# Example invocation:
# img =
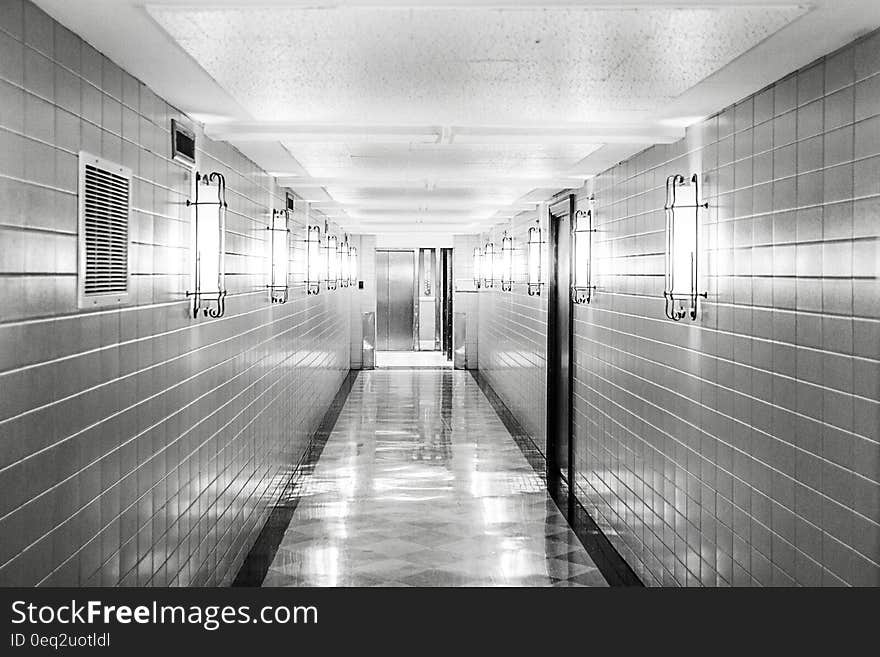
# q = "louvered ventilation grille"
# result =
<box><xmin>82</xmin><ymin>163</ymin><xmax>129</xmax><ymax>296</ymax></box>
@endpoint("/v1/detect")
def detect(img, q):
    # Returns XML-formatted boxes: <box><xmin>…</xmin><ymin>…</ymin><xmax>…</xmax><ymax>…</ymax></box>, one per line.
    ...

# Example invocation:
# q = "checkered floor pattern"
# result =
<box><xmin>263</xmin><ymin>369</ymin><xmax>607</xmax><ymax>587</ymax></box>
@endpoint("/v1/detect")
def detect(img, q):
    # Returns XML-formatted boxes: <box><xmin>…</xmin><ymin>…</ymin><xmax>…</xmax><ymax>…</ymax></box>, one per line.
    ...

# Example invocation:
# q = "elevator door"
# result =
<box><xmin>376</xmin><ymin>250</ymin><xmax>416</xmax><ymax>351</ymax></box>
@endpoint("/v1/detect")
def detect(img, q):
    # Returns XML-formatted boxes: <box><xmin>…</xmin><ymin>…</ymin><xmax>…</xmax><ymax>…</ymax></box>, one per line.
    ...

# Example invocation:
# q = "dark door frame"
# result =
<box><xmin>546</xmin><ymin>194</ymin><xmax>575</xmax><ymax>502</ymax></box>
<box><xmin>440</xmin><ymin>247</ymin><xmax>453</xmax><ymax>360</ymax></box>
<box><xmin>541</xmin><ymin>194</ymin><xmax>644</xmax><ymax>586</ymax></box>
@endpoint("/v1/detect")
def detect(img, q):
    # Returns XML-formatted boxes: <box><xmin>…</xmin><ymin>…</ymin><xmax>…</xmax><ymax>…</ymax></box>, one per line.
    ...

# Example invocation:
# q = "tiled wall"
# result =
<box><xmin>475</xmin><ymin>211</ymin><xmax>549</xmax><ymax>456</ymax></box>
<box><xmin>0</xmin><ymin>0</ymin><xmax>351</xmax><ymax>586</ymax></box>
<box><xmin>349</xmin><ymin>233</ymin><xmax>377</xmax><ymax>369</ymax></box>
<box><xmin>479</xmin><ymin>31</ymin><xmax>880</xmax><ymax>585</ymax></box>
<box><xmin>452</xmin><ymin>234</ymin><xmax>480</xmax><ymax>369</ymax></box>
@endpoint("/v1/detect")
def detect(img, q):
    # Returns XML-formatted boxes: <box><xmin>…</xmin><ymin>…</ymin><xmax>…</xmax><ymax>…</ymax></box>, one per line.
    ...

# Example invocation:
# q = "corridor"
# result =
<box><xmin>1</xmin><ymin>0</ymin><xmax>878</xmax><ymax>589</ymax></box>
<box><xmin>261</xmin><ymin>369</ymin><xmax>606</xmax><ymax>587</ymax></box>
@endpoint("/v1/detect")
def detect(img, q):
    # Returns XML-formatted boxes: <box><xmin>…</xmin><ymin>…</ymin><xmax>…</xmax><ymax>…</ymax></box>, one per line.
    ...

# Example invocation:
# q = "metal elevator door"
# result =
<box><xmin>376</xmin><ymin>250</ymin><xmax>416</xmax><ymax>351</ymax></box>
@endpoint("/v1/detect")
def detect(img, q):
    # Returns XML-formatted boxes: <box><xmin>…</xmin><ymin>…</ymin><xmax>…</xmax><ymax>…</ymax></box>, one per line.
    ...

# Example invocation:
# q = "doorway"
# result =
<box><xmin>440</xmin><ymin>247</ymin><xmax>453</xmax><ymax>360</ymax></box>
<box><xmin>546</xmin><ymin>195</ymin><xmax>574</xmax><ymax>491</ymax></box>
<box><xmin>375</xmin><ymin>247</ymin><xmax>454</xmax><ymax>367</ymax></box>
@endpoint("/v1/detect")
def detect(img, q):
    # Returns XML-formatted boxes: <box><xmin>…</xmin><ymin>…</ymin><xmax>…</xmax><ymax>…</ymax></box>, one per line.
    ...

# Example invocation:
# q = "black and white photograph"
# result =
<box><xmin>0</xmin><ymin>0</ymin><xmax>879</xmax><ymax>648</ymax></box>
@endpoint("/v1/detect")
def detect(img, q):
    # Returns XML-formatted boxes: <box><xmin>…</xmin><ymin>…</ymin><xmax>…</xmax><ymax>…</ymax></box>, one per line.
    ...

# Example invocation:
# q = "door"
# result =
<box><xmin>376</xmin><ymin>250</ymin><xmax>416</xmax><ymax>350</ymax></box>
<box><xmin>417</xmin><ymin>248</ymin><xmax>438</xmax><ymax>350</ymax></box>
<box><xmin>546</xmin><ymin>195</ymin><xmax>574</xmax><ymax>489</ymax></box>
<box><xmin>440</xmin><ymin>248</ymin><xmax>453</xmax><ymax>360</ymax></box>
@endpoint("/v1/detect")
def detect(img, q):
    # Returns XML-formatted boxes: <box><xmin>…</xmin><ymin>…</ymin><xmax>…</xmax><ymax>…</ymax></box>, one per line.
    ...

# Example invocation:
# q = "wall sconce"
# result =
<box><xmin>266</xmin><ymin>208</ymin><xmax>290</xmax><ymax>303</ymax></box>
<box><xmin>325</xmin><ymin>230</ymin><xmax>339</xmax><ymax>291</ymax></box>
<box><xmin>424</xmin><ymin>252</ymin><xmax>433</xmax><ymax>296</ymax></box>
<box><xmin>527</xmin><ymin>220</ymin><xmax>543</xmax><ymax>296</ymax></box>
<box><xmin>572</xmin><ymin>199</ymin><xmax>596</xmax><ymax>304</ymax></box>
<box><xmin>473</xmin><ymin>247</ymin><xmax>483</xmax><ymax>289</ymax></box>
<box><xmin>500</xmin><ymin>231</ymin><xmax>514</xmax><ymax>292</ymax></box>
<box><xmin>305</xmin><ymin>224</ymin><xmax>322</xmax><ymax>295</ymax></box>
<box><xmin>664</xmin><ymin>173</ymin><xmax>708</xmax><ymax>321</ymax></box>
<box><xmin>186</xmin><ymin>171</ymin><xmax>227</xmax><ymax>318</ymax></box>
<box><xmin>339</xmin><ymin>235</ymin><xmax>350</xmax><ymax>288</ymax></box>
<box><xmin>349</xmin><ymin>244</ymin><xmax>358</xmax><ymax>286</ymax></box>
<box><xmin>484</xmin><ymin>241</ymin><xmax>497</xmax><ymax>288</ymax></box>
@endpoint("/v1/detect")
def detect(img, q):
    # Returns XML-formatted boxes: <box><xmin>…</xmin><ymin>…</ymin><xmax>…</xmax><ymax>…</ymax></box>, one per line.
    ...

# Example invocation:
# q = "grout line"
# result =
<box><xmin>468</xmin><ymin>368</ymin><xmax>643</xmax><ymax>586</ymax></box>
<box><xmin>231</xmin><ymin>370</ymin><xmax>358</xmax><ymax>587</ymax></box>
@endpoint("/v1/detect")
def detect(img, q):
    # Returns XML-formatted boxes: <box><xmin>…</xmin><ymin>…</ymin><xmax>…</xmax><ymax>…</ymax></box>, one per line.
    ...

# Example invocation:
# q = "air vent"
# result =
<box><xmin>78</xmin><ymin>152</ymin><xmax>131</xmax><ymax>308</ymax></box>
<box><xmin>171</xmin><ymin>119</ymin><xmax>196</xmax><ymax>166</ymax></box>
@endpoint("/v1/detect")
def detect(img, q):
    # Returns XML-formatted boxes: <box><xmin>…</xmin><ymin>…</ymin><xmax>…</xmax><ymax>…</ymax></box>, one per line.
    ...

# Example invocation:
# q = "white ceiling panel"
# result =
<box><xmin>142</xmin><ymin>3</ymin><xmax>809</xmax><ymax>234</ymax></box>
<box><xmin>148</xmin><ymin>5</ymin><xmax>805</xmax><ymax>124</ymax></box>
<box><xmin>281</xmin><ymin>142</ymin><xmax>601</xmax><ymax>178</ymax></box>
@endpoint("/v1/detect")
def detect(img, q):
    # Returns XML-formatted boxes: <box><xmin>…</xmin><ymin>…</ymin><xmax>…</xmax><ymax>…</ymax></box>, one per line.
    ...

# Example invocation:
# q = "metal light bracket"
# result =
<box><xmin>484</xmin><ymin>241</ymin><xmax>496</xmax><ymax>288</ymax></box>
<box><xmin>500</xmin><ymin>231</ymin><xmax>514</xmax><ymax>292</ymax></box>
<box><xmin>186</xmin><ymin>171</ymin><xmax>227</xmax><ymax>319</ymax></box>
<box><xmin>527</xmin><ymin>221</ymin><xmax>544</xmax><ymax>296</ymax></box>
<box><xmin>664</xmin><ymin>173</ymin><xmax>708</xmax><ymax>321</ymax></box>
<box><xmin>304</xmin><ymin>224</ymin><xmax>322</xmax><ymax>295</ymax></box>
<box><xmin>473</xmin><ymin>246</ymin><xmax>483</xmax><ymax>289</ymax></box>
<box><xmin>572</xmin><ymin>202</ymin><xmax>597</xmax><ymax>305</ymax></box>
<box><xmin>339</xmin><ymin>234</ymin><xmax>350</xmax><ymax>289</ymax></box>
<box><xmin>266</xmin><ymin>208</ymin><xmax>290</xmax><ymax>304</ymax></box>
<box><xmin>348</xmin><ymin>245</ymin><xmax>358</xmax><ymax>287</ymax></box>
<box><xmin>324</xmin><ymin>223</ymin><xmax>338</xmax><ymax>291</ymax></box>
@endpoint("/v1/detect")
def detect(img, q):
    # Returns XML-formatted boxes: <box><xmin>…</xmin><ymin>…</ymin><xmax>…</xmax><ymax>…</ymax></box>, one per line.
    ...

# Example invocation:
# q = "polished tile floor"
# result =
<box><xmin>263</xmin><ymin>369</ymin><xmax>607</xmax><ymax>586</ymax></box>
<box><xmin>375</xmin><ymin>350</ymin><xmax>451</xmax><ymax>368</ymax></box>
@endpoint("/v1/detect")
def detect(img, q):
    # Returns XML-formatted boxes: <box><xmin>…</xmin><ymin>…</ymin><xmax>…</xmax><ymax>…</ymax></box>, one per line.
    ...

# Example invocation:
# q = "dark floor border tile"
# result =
<box><xmin>468</xmin><ymin>369</ymin><xmax>643</xmax><ymax>588</ymax></box>
<box><xmin>232</xmin><ymin>370</ymin><xmax>359</xmax><ymax>587</ymax></box>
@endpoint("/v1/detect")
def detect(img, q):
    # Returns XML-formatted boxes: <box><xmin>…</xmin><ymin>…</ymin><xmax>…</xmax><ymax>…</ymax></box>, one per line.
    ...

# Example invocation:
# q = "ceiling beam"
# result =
<box><xmin>278</xmin><ymin>176</ymin><xmax>588</xmax><ymax>189</ymax></box>
<box><xmin>207</xmin><ymin>123</ymin><xmax>443</xmax><ymax>142</ymax></box>
<box><xmin>448</xmin><ymin>124</ymin><xmax>683</xmax><ymax>144</ymax></box>
<box><xmin>350</xmin><ymin>222</ymin><xmax>480</xmax><ymax>231</ymax></box>
<box><xmin>310</xmin><ymin>199</ymin><xmax>538</xmax><ymax>210</ymax></box>
<box><xmin>208</xmin><ymin>122</ymin><xmax>682</xmax><ymax>144</ymax></box>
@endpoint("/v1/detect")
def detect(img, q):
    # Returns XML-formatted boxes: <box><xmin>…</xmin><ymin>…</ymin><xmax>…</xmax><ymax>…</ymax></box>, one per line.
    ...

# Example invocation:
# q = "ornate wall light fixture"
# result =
<box><xmin>349</xmin><ymin>244</ymin><xmax>358</xmax><ymax>286</ymax></box>
<box><xmin>473</xmin><ymin>246</ymin><xmax>483</xmax><ymax>289</ymax></box>
<box><xmin>325</xmin><ymin>228</ymin><xmax>339</xmax><ymax>291</ymax></box>
<box><xmin>527</xmin><ymin>220</ymin><xmax>543</xmax><ymax>296</ymax></box>
<box><xmin>339</xmin><ymin>234</ymin><xmax>350</xmax><ymax>288</ymax></box>
<box><xmin>186</xmin><ymin>171</ymin><xmax>227</xmax><ymax>318</ymax></box>
<box><xmin>484</xmin><ymin>241</ymin><xmax>497</xmax><ymax>288</ymax></box>
<box><xmin>664</xmin><ymin>173</ymin><xmax>708</xmax><ymax>321</ymax></box>
<box><xmin>424</xmin><ymin>250</ymin><xmax>433</xmax><ymax>296</ymax></box>
<box><xmin>500</xmin><ymin>231</ymin><xmax>514</xmax><ymax>292</ymax></box>
<box><xmin>572</xmin><ymin>198</ymin><xmax>596</xmax><ymax>304</ymax></box>
<box><xmin>305</xmin><ymin>224</ymin><xmax>322</xmax><ymax>295</ymax></box>
<box><xmin>266</xmin><ymin>208</ymin><xmax>290</xmax><ymax>303</ymax></box>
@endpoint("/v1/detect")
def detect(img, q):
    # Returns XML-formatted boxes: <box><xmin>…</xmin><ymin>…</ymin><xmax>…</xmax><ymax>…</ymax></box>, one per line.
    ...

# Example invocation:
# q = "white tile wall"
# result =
<box><xmin>477</xmin><ymin>31</ymin><xmax>880</xmax><ymax>585</ymax></box>
<box><xmin>453</xmin><ymin>234</ymin><xmax>480</xmax><ymax>369</ymax></box>
<box><xmin>475</xmin><ymin>212</ymin><xmax>549</xmax><ymax>455</ymax></box>
<box><xmin>349</xmin><ymin>234</ymin><xmax>376</xmax><ymax>369</ymax></box>
<box><xmin>0</xmin><ymin>0</ymin><xmax>351</xmax><ymax>586</ymax></box>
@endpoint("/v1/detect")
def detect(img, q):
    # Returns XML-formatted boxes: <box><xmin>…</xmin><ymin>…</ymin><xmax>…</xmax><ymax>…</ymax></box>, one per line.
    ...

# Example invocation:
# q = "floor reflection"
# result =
<box><xmin>375</xmin><ymin>350</ymin><xmax>451</xmax><ymax>368</ymax></box>
<box><xmin>263</xmin><ymin>369</ymin><xmax>607</xmax><ymax>587</ymax></box>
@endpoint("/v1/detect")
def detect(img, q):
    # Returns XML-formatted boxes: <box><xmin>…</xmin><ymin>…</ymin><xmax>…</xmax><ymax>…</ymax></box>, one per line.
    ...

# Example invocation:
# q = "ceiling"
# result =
<box><xmin>36</xmin><ymin>1</ymin><xmax>880</xmax><ymax>239</ymax></box>
<box><xmin>148</xmin><ymin>5</ymin><xmax>804</xmax><ymax>124</ymax></box>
